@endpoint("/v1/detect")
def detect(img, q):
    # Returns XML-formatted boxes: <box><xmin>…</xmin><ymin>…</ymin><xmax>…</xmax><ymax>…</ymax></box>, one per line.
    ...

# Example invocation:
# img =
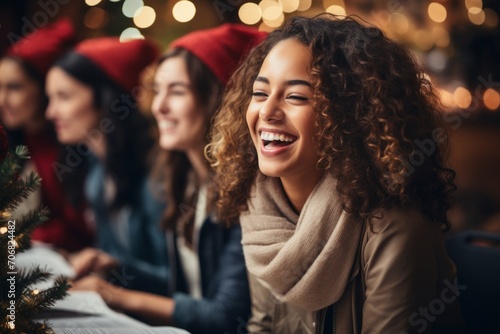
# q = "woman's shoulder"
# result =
<box><xmin>365</xmin><ymin>206</ymin><xmax>440</xmax><ymax>240</ymax></box>
<box><xmin>362</xmin><ymin>205</ymin><xmax>447</xmax><ymax>266</ymax></box>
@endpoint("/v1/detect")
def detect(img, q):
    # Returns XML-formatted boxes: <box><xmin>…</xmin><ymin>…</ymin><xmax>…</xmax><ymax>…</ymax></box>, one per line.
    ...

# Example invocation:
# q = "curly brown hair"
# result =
<box><xmin>206</xmin><ymin>14</ymin><xmax>455</xmax><ymax>228</ymax></box>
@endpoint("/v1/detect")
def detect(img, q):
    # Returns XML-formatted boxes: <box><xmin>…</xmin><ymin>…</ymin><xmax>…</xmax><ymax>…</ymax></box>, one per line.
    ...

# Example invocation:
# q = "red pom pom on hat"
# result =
<box><xmin>169</xmin><ymin>24</ymin><xmax>267</xmax><ymax>85</ymax></box>
<box><xmin>6</xmin><ymin>18</ymin><xmax>75</xmax><ymax>77</ymax></box>
<box><xmin>74</xmin><ymin>37</ymin><xmax>159</xmax><ymax>93</ymax></box>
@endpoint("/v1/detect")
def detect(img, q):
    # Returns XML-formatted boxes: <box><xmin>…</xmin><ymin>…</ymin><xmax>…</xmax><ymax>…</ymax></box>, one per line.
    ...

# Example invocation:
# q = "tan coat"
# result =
<box><xmin>247</xmin><ymin>207</ymin><xmax>465</xmax><ymax>334</ymax></box>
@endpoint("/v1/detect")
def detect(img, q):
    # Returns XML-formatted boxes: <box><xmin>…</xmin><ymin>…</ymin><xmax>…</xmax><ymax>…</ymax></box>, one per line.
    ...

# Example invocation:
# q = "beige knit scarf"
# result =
<box><xmin>240</xmin><ymin>172</ymin><xmax>364</xmax><ymax>311</ymax></box>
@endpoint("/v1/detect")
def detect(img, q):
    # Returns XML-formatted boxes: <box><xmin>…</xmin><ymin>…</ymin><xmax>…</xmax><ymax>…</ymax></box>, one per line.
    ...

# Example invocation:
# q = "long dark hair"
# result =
<box><xmin>152</xmin><ymin>48</ymin><xmax>222</xmax><ymax>231</ymax></box>
<box><xmin>54</xmin><ymin>52</ymin><xmax>155</xmax><ymax>210</ymax></box>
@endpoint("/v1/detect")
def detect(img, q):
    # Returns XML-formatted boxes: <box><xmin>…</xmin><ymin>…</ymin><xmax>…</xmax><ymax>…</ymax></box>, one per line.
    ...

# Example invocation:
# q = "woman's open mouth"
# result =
<box><xmin>259</xmin><ymin>130</ymin><xmax>297</xmax><ymax>156</ymax></box>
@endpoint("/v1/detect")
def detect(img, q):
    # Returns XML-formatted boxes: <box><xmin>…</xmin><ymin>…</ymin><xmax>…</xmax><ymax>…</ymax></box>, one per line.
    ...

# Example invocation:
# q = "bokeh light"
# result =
<box><xmin>280</xmin><ymin>0</ymin><xmax>300</xmax><ymax>13</ymax></box>
<box><xmin>262</xmin><ymin>4</ymin><xmax>282</xmax><ymax>21</ymax></box>
<box><xmin>173</xmin><ymin>1</ymin><xmax>196</xmax><ymax>23</ymax></box>
<box><xmin>84</xmin><ymin>7</ymin><xmax>109</xmax><ymax>29</ymax></box>
<box><xmin>85</xmin><ymin>0</ymin><xmax>102</xmax><ymax>6</ymax></box>
<box><xmin>432</xmin><ymin>26</ymin><xmax>450</xmax><ymax>47</ymax></box>
<box><xmin>326</xmin><ymin>5</ymin><xmax>346</xmax><ymax>16</ymax></box>
<box><xmin>483</xmin><ymin>89</ymin><xmax>500</xmax><ymax>110</ymax></box>
<box><xmin>297</xmin><ymin>0</ymin><xmax>312</xmax><ymax>11</ymax></box>
<box><xmin>427</xmin><ymin>49</ymin><xmax>447</xmax><ymax>72</ymax></box>
<box><xmin>263</xmin><ymin>11</ymin><xmax>285</xmax><ymax>28</ymax></box>
<box><xmin>483</xmin><ymin>8</ymin><xmax>499</xmax><ymax>28</ymax></box>
<box><xmin>454</xmin><ymin>86</ymin><xmax>472</xmax><ymax>109</ymax></box>
<box><xmin>415</xmin><ymin>30</ymin><xmax>434</xmax><ymax>51</ymax></box>
<box><xmin>465</xmin><ymin>0</ymin><xmax>482</xmax><ymax>10</ymax></box>
<box><xmin>468</xmin><ymin>9</ymin><xmax>486</xmax><ymax>25</ymax></box>
<box><xmin>122</xmin><ymin>0</ymin><xmax>143</xmax><ymax>18</ymax></box>
<box><xmin>390</xmin><ymin>13</ymin><xmax>409</xmax><ymax>34</ymax></box>
<box><xmin>133</xmin><ymin>6</ymin><xmax>156</xmax><ymax>28</ymax></box>
<box><xmin>428</xmin><ymin>2</ymin><xmax>447</xmax><ymax>23</ymax></box>
<box><xmin>239</xmin><ymin>3</ymin><xmax>262</xmax><ymax>25</ymax></box>
<box><xmin>437</xmin><ymin>88</ymin><xmax>454</xmax><ymax>109</ymax></box>
<box><xmin>120</xmin><ymin>27</ymin><xmax>144</xmax><ymax>42</ymax></box>
<box><xmin>323</xmin><ymin>0</ymin><xmax>344</xmax><ymax>9</ymax></box>
<box><xmin>259</xmin><ymin>0</ymin><xmax>278</xmax><ymax>13</ymax></box>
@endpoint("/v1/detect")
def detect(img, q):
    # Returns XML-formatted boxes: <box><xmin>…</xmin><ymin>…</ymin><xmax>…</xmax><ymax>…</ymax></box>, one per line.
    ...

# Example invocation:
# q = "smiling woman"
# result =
<box><xmin>45</xmin><ymin>37</ymin><xmax>171</xmax><ymax>298</ymax></box>
<box><xmin>45</xmin><ymin>66</ymin><xmax>99</xmax><ymax>146</ymax></box>
<box><xmin>0</xmin><ymin>18</ymin><xmax>93</xmax><ymax>252</ymax></box>
<box><xmin>64</xmin><ymin>24</ymin><xmax>267</xmax><ymax>334</ymax></box>
<box><xmin>246</xmin><ymin>38</ymin><xmax>321</xmax><ymax>212</ymax></box>
<box><xmin>207</xmin><ymin>14</ymin><xmax>464</xmax><ymax>333</ymax></box>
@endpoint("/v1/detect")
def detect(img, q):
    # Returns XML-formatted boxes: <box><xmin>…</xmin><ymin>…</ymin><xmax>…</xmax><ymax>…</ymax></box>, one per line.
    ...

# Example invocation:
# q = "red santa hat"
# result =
<box><xmin>169</xmin><ymin>24</ymin><xmax>267</xmax><ymax>85</ymax></box>
<box><xmin>73</xmin><ymin>37</ymin><xmax>159</xmax><ymax>92</ymax></box>
<box><xmin>6</xmin><ymin>18</ymin><xmax>75</xmax><ymax>77</ymax></box>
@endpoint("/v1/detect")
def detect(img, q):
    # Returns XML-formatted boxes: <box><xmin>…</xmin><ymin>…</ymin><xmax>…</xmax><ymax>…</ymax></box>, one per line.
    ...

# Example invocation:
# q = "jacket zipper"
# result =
<box><xmin>315</xmin><ymin>307</ymin><xmax>327</xmax><ymax>334</ymax></box>
<box><xmin>332</xmin><ymin>304</ymin><xmax>337</xmax><ymax>334</ymax></box>
<box><xmin>315</xmin><ymin>304</ymin><xmax>336</xmax><ymax>334</ymax></box>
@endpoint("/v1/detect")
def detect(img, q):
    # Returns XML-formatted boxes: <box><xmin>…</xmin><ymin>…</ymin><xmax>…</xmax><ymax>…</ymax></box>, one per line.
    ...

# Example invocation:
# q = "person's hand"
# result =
<box><xmin>71</xmin><ymin>275</ymin><xmax>123</xmax><ymax>309</ymax></box>
<box><xmin>69</xmin><ymin>248</ymin><xmax>119</xmax><ymax>280</ymax></box>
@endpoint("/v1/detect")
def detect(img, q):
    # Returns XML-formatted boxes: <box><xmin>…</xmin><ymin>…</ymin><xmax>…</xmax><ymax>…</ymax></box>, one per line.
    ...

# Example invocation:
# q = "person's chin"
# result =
<box><xmin>57</xmin><ymin>133</ymin><xmax>77</xmax><ymax>146</ymax></box>
<box><xmin>159</xmin><ymin>139</ymin><xmax>180</xmax><ymax>151</ymax></box>
<box><xmin>0</xmin><ymin>118</ymin><xmax>18</xmax><ymax>130</ymax></box>
<box><xmin>258</xmin><ymin>161</ymin><xmax>284</xmax><ymax>178</ymax></box>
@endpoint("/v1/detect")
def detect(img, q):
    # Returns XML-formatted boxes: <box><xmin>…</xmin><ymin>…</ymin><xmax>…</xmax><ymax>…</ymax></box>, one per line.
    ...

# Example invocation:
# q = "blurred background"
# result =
<box><xmin>1</xmin><ymin>0</ymin><xmax>499</xmax><ymax>234</ymax></box>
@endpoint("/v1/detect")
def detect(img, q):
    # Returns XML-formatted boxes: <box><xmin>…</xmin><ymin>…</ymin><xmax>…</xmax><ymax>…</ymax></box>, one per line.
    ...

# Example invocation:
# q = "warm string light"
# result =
<box><xmin>428</xmin><ymin>2</ymin><xmax>447</xmax><ymax>23</ymax></box>
<box><xmin>85</xmin><ymin>0</ymin><xmax>102</xmax><ymax>6</ymax></box>
<box><xmin>483</xmin><ymin>89</ymin><xmax>500</xmax><ymax>110</ymax></box>
<box><xmin>239</xmin><ymin>3</ymin><xmax>262</xmax><ymax>25</ymax></box>
<box><xmin>172</xmin><ymin>0</ymin><xmax>196</xmax><ymax>23</ymax></box>
<box><xmin>81</xmin><ymin>0</ymin><xmax>498</xmax><ymax>112</ymax></box>
<box><xmin>1</xmin><ymin>211</ymin><xmax>11</xmax><ymax>219</ymax></box>
<box><xmin>122</xmin><ymin>0</ymin><xmax>143</xmax><ymax>18</ymax></box>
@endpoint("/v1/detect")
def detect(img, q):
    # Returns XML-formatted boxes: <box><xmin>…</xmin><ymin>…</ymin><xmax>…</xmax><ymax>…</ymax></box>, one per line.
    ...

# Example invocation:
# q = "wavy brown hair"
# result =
<box><xmin>152</xmin><ymin>48</ymin><xmax>222</xmax><ymax>231</ymax></box>
<box><xmin>206</xmin><ymin>14</ymin><xmax>455</xmax><ymax>228</ymax></box>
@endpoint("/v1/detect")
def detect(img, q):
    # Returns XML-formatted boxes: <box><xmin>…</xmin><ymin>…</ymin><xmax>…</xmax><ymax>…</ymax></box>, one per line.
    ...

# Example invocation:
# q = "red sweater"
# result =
<box><xmin>26</xmin><ymin>132</ymin><xmax>94</xmax><ymax>251</ymax></box>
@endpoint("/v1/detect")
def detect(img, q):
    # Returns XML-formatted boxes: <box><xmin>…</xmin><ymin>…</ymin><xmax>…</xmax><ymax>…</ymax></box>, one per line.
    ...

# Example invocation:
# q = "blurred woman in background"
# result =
<box><xmin>70</xmin><ymin>24</ymin><xmax>266</xmax><ymax>334</ymax></box>
<box><xmin>45</xmin><ymin>37</ymin><xmax>169</xmax><ymax>296</ymax></box>
<box><xmin>0</xmin><ymin>18</ymin><xmax>93</xmax><ymax>252</ymax></box>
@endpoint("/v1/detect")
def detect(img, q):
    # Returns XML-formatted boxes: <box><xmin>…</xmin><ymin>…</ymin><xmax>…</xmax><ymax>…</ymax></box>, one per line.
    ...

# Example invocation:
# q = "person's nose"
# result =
<box><xmin>0</xmin><ymin>87</ymin><xmax>7</xmax><ymax>109</ymax></box>
<box><xmin>259</xmin><ymin>94</ymin><xmax>284</xmax><ymax>123</ymax></box>
<box><xmin>152</xmin><ymin>92</ymin><xmax>169</xmax><ymax>117</ymax></box>
<box><xmin>45</xmin><ymin>99</ymin><xmax>57</xmax><ymax>120</ymax></box>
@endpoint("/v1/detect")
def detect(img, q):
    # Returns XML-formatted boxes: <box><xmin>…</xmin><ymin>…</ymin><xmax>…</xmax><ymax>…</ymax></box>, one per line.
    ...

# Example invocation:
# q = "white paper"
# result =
<box><xmin>15</xmin><ymin>245</ymin><xmax>75</xmax><ymax>290</ymax></box>
<box><xmin>19</xmin><ymin>248</ymin><xmax>190</xmax><ymax>333</ymax></box>
<box><xmin>50</xmin><ymin>291</ymin><xmax>116</xmax><ymax>316</ymax></box>
<box><xmin>44</xmin><ymin>292</ymin><xmax>190</xmax><ymax>333</ymax></box>
<box><xmin>54</xmin><ymin>328</ymin><xmax>189</xmax><ymax>334</ymax></box>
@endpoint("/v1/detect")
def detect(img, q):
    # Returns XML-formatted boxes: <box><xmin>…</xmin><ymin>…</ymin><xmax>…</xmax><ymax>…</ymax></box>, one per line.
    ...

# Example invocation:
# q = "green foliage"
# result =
<box><xmin>0</xmin><ymin>147</ymin><xmax>70</xmax><ymax>333</ymax></box>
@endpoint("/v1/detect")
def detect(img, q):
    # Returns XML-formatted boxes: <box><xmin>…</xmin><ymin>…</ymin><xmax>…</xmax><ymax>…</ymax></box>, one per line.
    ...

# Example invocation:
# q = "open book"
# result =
<box><xmin>47</xmin><ymin>291</ymin><xmax>189</xmax><ymax>334</ymax></box>
<box><xmin>16</xmin><ymin>244</ymin><xmax>75</xmax><ymax>290</ymax></box>
<box><xmin>17</xmin><ymin>246</ymin><xmax>189</xmax><ymax>333</ymax></box>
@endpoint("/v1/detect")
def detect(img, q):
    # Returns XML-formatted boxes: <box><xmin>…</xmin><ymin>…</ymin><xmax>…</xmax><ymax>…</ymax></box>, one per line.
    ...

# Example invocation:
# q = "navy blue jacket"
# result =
<box><xmin>167</xmin><ymin>217</ymin><xmax>251</xmax><ymax>334</ymax></box>
<box><xmin>85</xmin><ymin>155</ymin><xmax>169</xmax><ymax>296</ymax></box>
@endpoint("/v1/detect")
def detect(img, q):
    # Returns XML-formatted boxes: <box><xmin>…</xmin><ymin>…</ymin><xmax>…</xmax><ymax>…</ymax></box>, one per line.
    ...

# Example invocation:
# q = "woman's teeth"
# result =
<box><xmin>159</xmin><ymin>120</ymin><xmax>176</xmax><ymax>129</ymax></box>
<box><xmin>260</xmin><ymin>130</ymin><xmax>295</xmax><ymax>143</ymax></box>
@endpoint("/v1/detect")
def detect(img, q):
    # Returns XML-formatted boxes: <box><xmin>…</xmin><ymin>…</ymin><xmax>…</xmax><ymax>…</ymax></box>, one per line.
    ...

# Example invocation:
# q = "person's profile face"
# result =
<box><xmin>0</xmin><ymin>58</ymin><xmax>44</xmax><ymax>130</ymax></box>
<box><xmin>246</xmin><ymin>38</ymin><xmax>321</xmax><ymax>182</ymax></box>
<box><xmin>45</xmin><ymin>66</ymin><xmax>100</xmax><ymax>145</ymax></box>
<box><xmin>151</xmin><ymin>56</ymin><xmax>206</xmax><ymax>153</ymax></box>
